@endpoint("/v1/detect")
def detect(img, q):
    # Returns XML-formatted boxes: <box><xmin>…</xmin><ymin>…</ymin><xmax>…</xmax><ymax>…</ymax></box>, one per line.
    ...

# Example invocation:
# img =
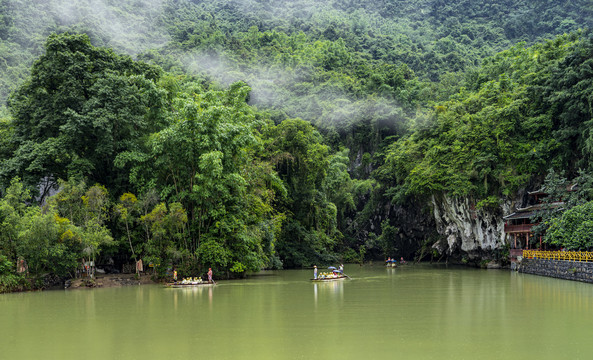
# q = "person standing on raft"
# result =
<box><xmin>314</xmin><ymin>265</ymin><xmax>318</xmax><ymax>279</ymax></box>
<box><xmin>208</xmin><ymin>268</ymin><xmax>213</xmax><ymax>283</ymax></box>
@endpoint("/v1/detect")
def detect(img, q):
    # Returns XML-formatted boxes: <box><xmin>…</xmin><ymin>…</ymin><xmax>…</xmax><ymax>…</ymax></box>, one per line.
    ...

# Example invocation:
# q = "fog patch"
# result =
<box><xmin>8</xmin><ymin>0</ymin><xmax>169</xmax><ymax>55</ymax></box>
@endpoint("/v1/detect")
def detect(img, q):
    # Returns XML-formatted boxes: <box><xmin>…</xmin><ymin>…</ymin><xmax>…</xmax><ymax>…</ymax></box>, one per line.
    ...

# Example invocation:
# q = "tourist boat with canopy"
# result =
<box><xmin>311</xmin><ymin>266</ymin><xmax>349</xmax><ymax>281</ymax></box>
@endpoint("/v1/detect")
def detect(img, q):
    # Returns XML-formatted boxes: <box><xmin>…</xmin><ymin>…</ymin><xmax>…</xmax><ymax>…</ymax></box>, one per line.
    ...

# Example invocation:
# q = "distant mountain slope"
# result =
<box><xmin>0</xmin><ymin>0</ymin><xmax>590</xmax><ymax>107</ymax></box>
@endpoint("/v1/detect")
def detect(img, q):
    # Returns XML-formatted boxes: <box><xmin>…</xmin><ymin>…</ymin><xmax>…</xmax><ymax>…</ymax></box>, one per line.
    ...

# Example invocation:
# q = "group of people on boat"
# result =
<box><xmin>180</xmin><ymin>277</ymin><xmax>206</xmax><ymax>284</ymax></box>
<box><xmin>386</xmin><ymin>257</ymin><xmax>406</xmax><ymax>264</ymax></box>
<box><xmin>172</xmin><ymin>267</ymin><xmax>214</xmax><ymax>284</ymax></box>
<box><xmin>313</xmin><ymin>264</ymin><xmax>344</xmax><ymax>279</ymax></box>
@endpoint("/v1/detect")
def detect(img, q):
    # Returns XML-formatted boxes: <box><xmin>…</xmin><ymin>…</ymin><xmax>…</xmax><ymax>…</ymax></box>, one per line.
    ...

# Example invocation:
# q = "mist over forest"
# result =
<box><xmin>2</xmin><ymin>0</ymin><xmax>590</xmax><ymax>113</ymax></box>
<box><xmin>1</xmin><ymin>0</ymin><xmax>593</xmax><ymax>290</ymax></box>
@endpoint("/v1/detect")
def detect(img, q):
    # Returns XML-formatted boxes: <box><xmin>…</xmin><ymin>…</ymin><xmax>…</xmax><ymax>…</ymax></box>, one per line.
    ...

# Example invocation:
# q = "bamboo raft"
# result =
<box><xmin>166</xmin><ymin>281</ymin><xmax>215</xmax><ymax>288</ymax></box>
<box><xmin>311</xmin><ymin>275</ymin><xmax>348</xmax><ymax>282</ymax></box>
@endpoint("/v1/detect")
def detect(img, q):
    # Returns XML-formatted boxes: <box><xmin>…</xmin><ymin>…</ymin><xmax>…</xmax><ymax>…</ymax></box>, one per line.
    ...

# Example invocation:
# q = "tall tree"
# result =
<box><xmin>3</xmin><ymin>33</ymin><xmax>167</xmax><ymax>199</ymax></box>
<box><xmin>264</xmin><ymin>118</ymin><xmax>343</xmax><ymax>267</ymax></box>
<box><xmin>119</xmin><ymin>80</ymin><xmax>284</xmax><ymax>275</ymax></box>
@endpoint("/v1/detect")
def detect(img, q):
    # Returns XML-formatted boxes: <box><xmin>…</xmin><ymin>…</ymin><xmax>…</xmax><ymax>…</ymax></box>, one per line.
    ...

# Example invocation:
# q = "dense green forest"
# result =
<box><xmin>1</xmin><ymin>0</ymin><xmax>592</xmax><ymax>292</ymax></box>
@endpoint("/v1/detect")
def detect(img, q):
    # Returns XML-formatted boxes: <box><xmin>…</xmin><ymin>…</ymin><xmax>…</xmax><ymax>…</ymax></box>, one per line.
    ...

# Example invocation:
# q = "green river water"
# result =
<box><xmin>2</xmin><ymin>264</ymin><xmax>593</xmax><ymax>360</ymax></box>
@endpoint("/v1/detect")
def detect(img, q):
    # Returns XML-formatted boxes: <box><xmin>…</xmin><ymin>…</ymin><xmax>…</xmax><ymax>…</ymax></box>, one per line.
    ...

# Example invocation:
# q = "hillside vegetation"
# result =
<box><xmin>0</xmin><ymin>0</ymin><xmax>592</xmax><ymax>291</ymax></box>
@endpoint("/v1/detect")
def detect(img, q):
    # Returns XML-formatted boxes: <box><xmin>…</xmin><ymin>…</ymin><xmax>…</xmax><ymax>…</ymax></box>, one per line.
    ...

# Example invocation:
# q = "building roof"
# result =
<box><xmin>527</xmin><ymin>184</ymin><xmax>578</xmax><ymax>196</ymax></box>
<box><xmin>503</xmin><ymin>211</ymin><xmax>536</xmax><ymax>220</ymax></box>
<box><xmin>503</xmin><ymin>202</ymin><xmax>564</xmax><ymax>220</ymax></box>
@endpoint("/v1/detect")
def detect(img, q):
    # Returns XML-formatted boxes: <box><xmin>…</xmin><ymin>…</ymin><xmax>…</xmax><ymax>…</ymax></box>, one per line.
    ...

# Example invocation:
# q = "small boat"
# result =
<box><xmin>311</xmin><ymin>275</ymin><xmax>348</xmax><ymax>281</ymax></box>
<box><xmin>166</xmin><ymin>281</ymin><xmax>215</xmax><ymax>288</ymax></box>
<box><xmin>166</xmin><ymin>278</ymin><xmax>215</xmax><ymax>287</ymax></box>
<box><xmin>311</xmin><ymin>268</ymin><xmax>349</xmax><ymax>281</ymax></box>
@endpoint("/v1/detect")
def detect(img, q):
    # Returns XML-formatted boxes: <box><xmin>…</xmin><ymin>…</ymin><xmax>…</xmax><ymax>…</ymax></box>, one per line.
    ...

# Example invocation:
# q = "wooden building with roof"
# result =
<box><xmin>504</xmin><ymin>185</ymin><xmax>575</xmax><ymax>262</ymax></box>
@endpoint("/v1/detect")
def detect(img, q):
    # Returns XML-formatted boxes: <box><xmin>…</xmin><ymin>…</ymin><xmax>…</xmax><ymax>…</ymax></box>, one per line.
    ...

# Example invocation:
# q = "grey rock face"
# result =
<box><xmin>430</xmin><ymin>194</ymin><xmax>511</xmax><ymax>258</ymax></box>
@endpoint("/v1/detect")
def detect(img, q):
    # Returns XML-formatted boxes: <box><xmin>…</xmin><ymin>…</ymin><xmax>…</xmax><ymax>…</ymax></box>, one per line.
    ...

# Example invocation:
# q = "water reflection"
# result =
<box><xmin>385</xmin><ymin>267</ymin><xmax>398</xmax><ymax>275</ymax></box>
<box><xmin>512</xmin><ymin>271</ymin><xmax>593</xmax><ymax>313</ymax></box>
<box><xmin>313</xmin><ymin>280</ymin><xmax>344</xmax><ymax>307</ymax></box>
<box><xmin>4</xmin><ymin>267</ymin><xmax>593</xmax><ymax>360</ymax></box>
<box><xmin>167</xmin><ymin>285</ymin><xmax>215</xmax><ymax>311</ymax></box>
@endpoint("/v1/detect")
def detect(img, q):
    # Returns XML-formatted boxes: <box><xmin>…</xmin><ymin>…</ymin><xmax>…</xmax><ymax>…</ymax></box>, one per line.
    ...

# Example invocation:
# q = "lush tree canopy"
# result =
<box><xmin>3</xmin><ymin>33</ymin><xmax>166</xmax><ymax>199</ymax></box>
<box><xmin>377</xmin><ymin>32</ymin><xmax>593</xmax><ymax>203</ymax></box>
<box><xmin>1</xmin><ymin>1</ymin><xmax>593</xmax><ymax>289</ymax></box>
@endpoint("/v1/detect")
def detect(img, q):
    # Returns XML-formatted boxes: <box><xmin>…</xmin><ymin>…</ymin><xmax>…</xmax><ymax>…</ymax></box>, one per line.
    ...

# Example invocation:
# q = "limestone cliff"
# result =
<box><xmin>430</xmin><ymin>194</ymin><xmax>512</xmax><ymax>260</ymax></box>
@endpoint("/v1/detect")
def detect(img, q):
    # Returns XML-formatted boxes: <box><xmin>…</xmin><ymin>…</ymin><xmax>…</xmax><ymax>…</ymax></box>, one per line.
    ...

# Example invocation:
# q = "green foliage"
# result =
<box><xmin>341</xmin><ymin>247</ymin><xmax>359</xmax><ymax>263</ymax></box>
<box><xmin>0</xmin><ymin>178</ymin><xmax>129</xmax><ymax>285</ymax></box>
<box><xmin>3</xmin><ymin>0</ymin><xmax>584</xmax><ymax>167</ymax></box>
<box><xmin>323</xmin><ymin>149</ymin><xmax>357</xmax><ymax>225</ymax></box>
<box><xmin>48</xmin><ymin>179</ymin><xmax>87</xmax><ymax>225</ymax></box>
<box><xmin>377</xmin><ymin>32</ymin><xmax>587</xmax><ymax>202</ymax></box>
<box><xmin>0</xmin><ymin>2</ymin><xmax>592</xmax><ymax>285</ymax></box>
<box><xmin>17</xmin><ymin>206</ymin><xmax>81</xmax><ymax>278</ymax></box>
<box><xmin>230</xmin><ymin>262</ymin><xmax>247</xmax><ymax>274</ymax></box>
<box><xmin>0</xmin><ymin>0</ymin><xmax>591</xmax><ymax>173</ymax></box>
<box><xmin>118</xmin><ymin>78</ymin><xmax>283</xmax><ymax>274</ymax></box>
<box><xmin>476</xmin><ymin>196</ymin><xmax>501</xmax><ymax>210</ymax></box>
<box><xmin>141</xmin><ymin>202</ymin><xmax>187</xmax><ymax>278</ymax></box>
<box><xmin>531</xmin><ymin>169</ymin><xmax>593</xmax><ymax>238</ymax></box>
<box><xmin>0</xmin><ymin>177</ymin><xmax>30</xmax><ymax>263</ymax></box>
<box><xmin>79</xmin><ymin>218</ymin><xmax>113</xmax><ymax>267</ymax></box>
<box><xmin>527</xmin><ymin>167</ymin><xmax>593</xmax><ymax>250</ymax></box>
<box><xmin>377</xmin><ymin>220</ymin><xmax>399</xmax><ymax>258</ymax></box>
<box><xmin>358</xmin><ymin>245</ymin><xmax>366</xmax><ymax>265</ymax></box>
<box><xmin>265</xmin><ymin>119</ymin><xmax>352</xmax><ymax>267</ymax></box>
<box><xmin>0</xmin><ymin>254</ymin><xmax>17</xmax><ymax>292</ymax></box>
<box><xmin>544</xmin><ymin>201</ymin><xmax>593</xmax><ymax>250</ymax></box>
<box><xmin>3</xmin><ymin>32</ymin><xmax>166</xmax><ymax>197</ymax></box>
<box><xmin>49</xmin><ymin>182</ymin><xmax>114</xmax><ymax>271</ymax></box>
<box><xmin>196</xmin><ymin>239</ymin><xmax>231</xmax><ymax>275</ymax></box>
<box><xmin>113</xmin><ymin>192</ymin><xmax>139</xmax><ymax>259</ymax></box>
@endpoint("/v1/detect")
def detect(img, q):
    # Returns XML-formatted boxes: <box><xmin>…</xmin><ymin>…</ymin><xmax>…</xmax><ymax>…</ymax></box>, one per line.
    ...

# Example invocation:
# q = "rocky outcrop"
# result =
<box><xmin>430</xmin><ymin>194</ymin><xmax>511</xmax><ymax>260</ymax></box>
<box><xmin>352</xmin><ymin>196</ymin><xmax>437</xmax><ymax>260</ymax></box>
<box><xmin>385</xmin><ymin>200</ymin><xmax>437</xmax><ymax>258</ymax></box>
<box><xmin>352</xmin><ymin>188</ymin><xmax>525</xmax><ymax>262</ymax></box>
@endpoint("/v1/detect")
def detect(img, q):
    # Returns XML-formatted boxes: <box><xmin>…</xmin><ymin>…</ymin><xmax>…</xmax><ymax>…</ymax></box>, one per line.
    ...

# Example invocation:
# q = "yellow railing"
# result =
<box><xmin>522</xmin><ymin>250</ymin><xmax>593</xmax><ymax>262</ymax></box>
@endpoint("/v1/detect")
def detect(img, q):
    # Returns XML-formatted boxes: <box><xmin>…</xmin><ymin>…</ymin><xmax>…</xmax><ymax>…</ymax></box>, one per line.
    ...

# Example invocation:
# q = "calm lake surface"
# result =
<box><xmin>2</xmin><ymin>264</ymin><xmax>593</xmax><ymax>359</ymax></box>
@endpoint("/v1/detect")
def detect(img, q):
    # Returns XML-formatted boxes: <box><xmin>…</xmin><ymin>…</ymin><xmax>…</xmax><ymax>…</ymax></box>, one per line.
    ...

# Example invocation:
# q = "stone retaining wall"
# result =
<box><xmin>519</xmin><ymin>258</ymin><xmax>593</xmax><ymax>283</ymax></box>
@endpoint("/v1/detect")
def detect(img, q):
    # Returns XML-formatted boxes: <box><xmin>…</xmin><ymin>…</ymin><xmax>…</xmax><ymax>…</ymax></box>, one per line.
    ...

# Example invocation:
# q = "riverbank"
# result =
<box><xmin>67</xmin><ymin>273</ymin><xmax>157</xmax><ymax>289</ymax></box>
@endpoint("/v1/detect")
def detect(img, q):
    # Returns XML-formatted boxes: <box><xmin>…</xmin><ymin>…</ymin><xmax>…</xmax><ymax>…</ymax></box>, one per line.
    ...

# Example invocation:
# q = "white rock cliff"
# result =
<box><xmin>430</xmin><ymin>194</ymin><xmax>511</xmax><ymax>259</ymax></box>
